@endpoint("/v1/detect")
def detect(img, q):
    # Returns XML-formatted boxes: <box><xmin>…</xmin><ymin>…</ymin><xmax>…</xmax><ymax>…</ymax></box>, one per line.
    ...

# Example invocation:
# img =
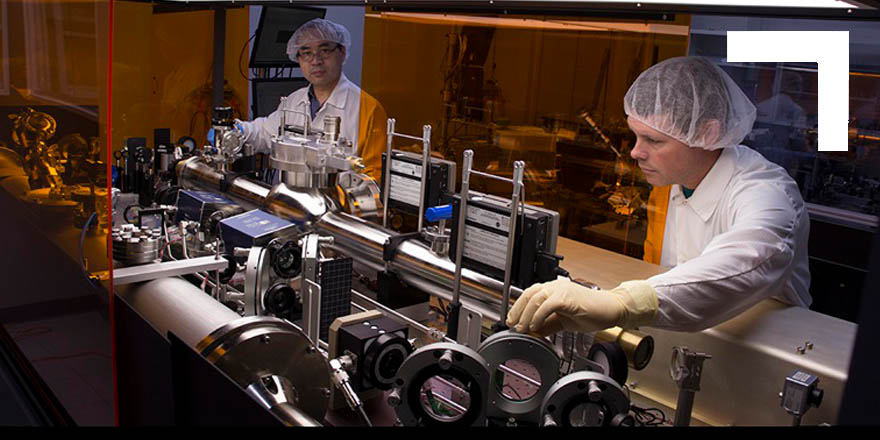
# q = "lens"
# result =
<box><xmin>495</xmin><ymin>359</ymin><xmax>541</xmax><ymax>402</ymax></box>
<box><xmin>419</xmin><ymin>375</ymin><xmax>471</xmax><ymax>423</ymax></box>
<box><xmin>377</xmin><ymin>347</ymin><xmax>406</xmax><ymax>381</ymax></box>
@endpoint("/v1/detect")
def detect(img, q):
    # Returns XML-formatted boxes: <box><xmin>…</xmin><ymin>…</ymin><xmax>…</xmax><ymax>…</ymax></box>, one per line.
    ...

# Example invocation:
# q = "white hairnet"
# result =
<box><xmin>623</xmin><ymin>56</ymin><xmax>756</xmax><ymax>151</ymax></box>
<box><xmin>286</xmin><ymin>18</ymin><xmax>351</xmax><ymax>63</ymax></box>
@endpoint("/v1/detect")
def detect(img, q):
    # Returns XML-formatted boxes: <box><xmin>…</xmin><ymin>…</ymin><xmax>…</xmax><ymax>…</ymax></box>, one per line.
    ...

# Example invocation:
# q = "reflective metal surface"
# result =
<box><xmin>264</xmin><ymin>183</ymin><xmax>335</xmax><ymax>227</ymax></box>
<box><xmin>196</xmin><ymin>315</ymin><xmax>331</xmax><ymax>423</ymax></box>
<box><xmin>117</xmin><ymin>277</ymin><xmax>241</xmax><ymax>348</ymax></box>
<box><xmin>176</xmin><ymin>157</ymin><xmax>269</xmax><ymax>210</ymax></box>
<box><xmin>245</xmin><ymin>375</ymin><xmax>321</xmax><ymax>427</ymax></box>
<box><xmin>391</xmin><ymin>342</ymin><xmax>491</xmax><ymax>426</ymax></box>
<box><xmin>478</xmin><ymin>330</ymin><xmax>561</xmax><ymax>423</ymax></box>
<box><xmin>541</xmin><ymin>371</ymin><xmax>630</xmax><ymax>427</ymax></box>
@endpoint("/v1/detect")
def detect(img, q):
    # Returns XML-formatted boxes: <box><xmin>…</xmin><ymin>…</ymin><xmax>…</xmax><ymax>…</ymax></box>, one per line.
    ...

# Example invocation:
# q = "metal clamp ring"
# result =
<box><xmin>391</xmin><ymin>342</ymin><xmax>490</xmax><ymax>427</ymax></box>
<box><xmin>477</xmin><ymin>330</ymin><xmax>561</xmax><ymax>424</ymax></box>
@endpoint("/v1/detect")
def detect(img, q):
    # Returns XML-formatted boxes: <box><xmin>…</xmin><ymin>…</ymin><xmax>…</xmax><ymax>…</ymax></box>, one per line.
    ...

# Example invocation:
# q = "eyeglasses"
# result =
<box><xmin>297</xmin><ymin>44</ymin><xmax>341</xmax><ymax>63</ymax></box>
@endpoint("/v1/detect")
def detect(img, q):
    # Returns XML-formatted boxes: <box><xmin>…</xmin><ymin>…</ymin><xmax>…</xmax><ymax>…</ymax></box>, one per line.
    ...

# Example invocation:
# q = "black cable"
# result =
<box><xmin>239</xmin><ymin>32</ymin><xmax>257</xmax><ymax>82</ymax></box>
<box><xmin>356</xmin><ymin>405</ymin><xmax>373</xmax><ymax>427</ymax></box>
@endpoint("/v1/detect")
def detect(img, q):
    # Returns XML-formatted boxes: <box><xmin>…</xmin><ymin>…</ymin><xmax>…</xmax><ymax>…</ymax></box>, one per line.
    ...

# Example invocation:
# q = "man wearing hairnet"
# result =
<box><xmin>508</xmin><ymin>56</ymin><xmax>811</xmax><ymax>335</ymax></box>
<box><xmin>236</xmin><ymin>18</ymin><xmax>387</xmax><ymax>179</ymax></box>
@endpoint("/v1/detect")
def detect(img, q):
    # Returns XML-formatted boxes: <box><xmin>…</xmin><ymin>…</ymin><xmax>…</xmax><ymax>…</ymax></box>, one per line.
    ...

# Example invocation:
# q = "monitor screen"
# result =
<box><xmin>249</xmin><ymin>6</ymin><xmax>326</xmax><ymax>68</ymax></box>
<box><xmin>251</xmin><ymin>78</ymin><xmax>311</xmax><ymax>118</ymax></box>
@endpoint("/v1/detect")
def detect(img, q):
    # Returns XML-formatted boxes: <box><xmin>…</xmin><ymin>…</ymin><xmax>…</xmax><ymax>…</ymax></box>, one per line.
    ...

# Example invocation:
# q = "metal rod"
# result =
<box><xmin>417</xmin><ymin>125</ymin><xmax>432</xmax><ymax>233</ymax></box>
<box><xmin>497</xmin><ymin>363</ymin><xmax>542</xmax><ymax>388</ymax></box>
<box><xmin>500</xmin><ymin>161</ymin><xmax>525</xmax><ymax>326</ymax></box>
<box><xmin>390</xmin><ymin>132</ymin><xmax>425</xmax><ymax>142</ymax></box>
<box><xmin>674</xmin><ymin>389</ymin><xmax>696</xmax><ymax>427</ymax></box>
<box><xmin>279</xmin><ymin>97</ymin><xmax>287</xmax><ymax>137</ymax></box>
<box><xmin>448</xmin><ymin>150</ymin><xmax>474</xmax><ymax>341</ymax></box>
<box><xmin>351</xmin><ymin>289</ymin><xmax>454</xmax><ymax>343</ymax></box>
<box><xmin>470</xmin><ymin>170</ymin><xmax>515</xmax><ymax>184</ymax></box>
<box><xmin>429</xmin><ymin>376</ymin><xmax>469</xmax><ymax>415</ymax></box>
<box><xmin>383</xmin><ymin>118</ymin><xmax>395</xmax><ymax>228</ymax></box>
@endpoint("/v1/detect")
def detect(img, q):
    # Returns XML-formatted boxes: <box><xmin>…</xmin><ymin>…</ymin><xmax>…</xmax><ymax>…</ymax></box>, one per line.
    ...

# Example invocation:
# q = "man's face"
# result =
<box><xmin>627</xmin><ymin>116</ymin><xmax>706</xmax><ymax>187</ymax></box>
<box><xmin>296</xmin><ymin>37</ymin><xmax>345</xmax><ymax>90</ymax></box>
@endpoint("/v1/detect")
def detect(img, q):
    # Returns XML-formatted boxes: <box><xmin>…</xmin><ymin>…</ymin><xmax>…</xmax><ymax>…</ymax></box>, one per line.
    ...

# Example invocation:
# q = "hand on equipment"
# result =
<box><xmin>234</xmin><ymin>119</ymin><xmax>250</xmax><ymax>138</ymax></box>
<box><xmin>346</xmin><ymin>156</ymin><xmax>365</xmax><ymax>172</ymax></box>
<box><xmin>506</xmin><ymin>278</ymin><xmax>659</xmax><ymax>337</ymax></box>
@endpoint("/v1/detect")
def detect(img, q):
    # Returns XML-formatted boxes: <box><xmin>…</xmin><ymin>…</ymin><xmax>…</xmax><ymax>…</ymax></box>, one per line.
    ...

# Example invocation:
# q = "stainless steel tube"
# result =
<box><xmin>177</xmin><ymin>156</ymin><xmax>522</xmax><ymax>323</ymax></box>
<box><xmin>176</xmin><ymin>157</ymin><xmax>270</xmax><ymax>210</ymax></box>
<box><xmin>117</xmin><ymin>277</ymin><xmax>240</xmax><ymax>347</ymax></box>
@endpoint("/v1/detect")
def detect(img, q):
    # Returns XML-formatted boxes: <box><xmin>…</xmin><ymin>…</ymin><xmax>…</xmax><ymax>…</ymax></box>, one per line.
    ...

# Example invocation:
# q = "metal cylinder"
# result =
<box><xmin>117</xmin><ymin>277</ymin><xmax>241</xmax><ymax>347</ymax></box>
<box><xmin>323</xmin><ymin>116</ymin><xmax>341</xmax><ymax>142</ymax></box>
<box><xmin>594</xmin><ymin>326</ymin><xmax>654</xmax><ymax>371</ymax></box>
<box><xmin>176</xmin><ymin>157</ymin><xmax>270</xmax><ymax>210</ymax></box>
<box><xmin>177</xmin><ymin>156</ymin><xmax>521</xmax><ymax>322</ymax></box>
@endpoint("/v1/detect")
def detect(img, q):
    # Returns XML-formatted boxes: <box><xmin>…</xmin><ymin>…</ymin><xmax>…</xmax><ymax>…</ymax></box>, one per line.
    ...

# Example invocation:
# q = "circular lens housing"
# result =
<box><xmin>271</xmin><ymin>241</ymin><xmax>302</xmax><ymax>279</ymax></box>
<box><xmin>419</xmin><ymin>374</ymin><xmax>472</xmax><ymax>423</ymax></box>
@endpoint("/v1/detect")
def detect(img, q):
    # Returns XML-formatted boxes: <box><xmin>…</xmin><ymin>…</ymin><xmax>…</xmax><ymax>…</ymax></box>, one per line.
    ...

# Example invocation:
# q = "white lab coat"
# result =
<box><xmin>649</xmin><ymin>145</ymin><xmax>812</xmax><ymax>332</ymax></box>
<box><xmin>240</xmin><ymin>74</ymin><xmax>362</xmax><ymax>155</ymax></box>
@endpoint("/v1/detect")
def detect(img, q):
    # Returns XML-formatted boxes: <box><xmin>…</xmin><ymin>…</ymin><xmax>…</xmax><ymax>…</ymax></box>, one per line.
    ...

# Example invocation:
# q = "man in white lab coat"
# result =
<box><xmin>237</xmin><ymin>18</ymin><xmax>387</xmax><ymax>179</ymax></box>
<box><xmin>507</xmin><ymin>56</ymin><xmax>811</xmax><ymax>335</ymax></box>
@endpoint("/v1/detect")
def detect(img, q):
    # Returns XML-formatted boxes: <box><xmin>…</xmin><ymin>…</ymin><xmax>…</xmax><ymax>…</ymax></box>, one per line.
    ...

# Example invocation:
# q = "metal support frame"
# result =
<box><xmin>450</xmin><ymin>149</ymin><xmax>525</xmax><ymax>335</ymax></box>
<box><xmin>382</xmin><ymin>118</ymin><xmax>433</xmax><ymax>232</ymax></box>
<box><xmin>113</xmin><ymin>256</ymin><xmax>228</xmax><ymax>286</ymax></box>
<box><xmin>301</xmin><ymin>234</ymin><xmax>322</xmax><ymax>346</ymax></box>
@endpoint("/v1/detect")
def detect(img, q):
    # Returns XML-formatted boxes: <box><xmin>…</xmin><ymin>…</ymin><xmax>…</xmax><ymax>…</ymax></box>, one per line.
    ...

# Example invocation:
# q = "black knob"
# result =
<box><xmin>810</xmin><ymin>387</ymin><xmax>824</xmax><ymax>408</ymax></box>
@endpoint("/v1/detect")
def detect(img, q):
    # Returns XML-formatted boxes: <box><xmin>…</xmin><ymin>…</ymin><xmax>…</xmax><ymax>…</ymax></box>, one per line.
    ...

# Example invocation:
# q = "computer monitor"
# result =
<box><xmin>251</xmin><ymin>77</ymin><xmax>311</xmax><ymax>118</ymax></box>
<box><xmin>249</xmin><ymin>6</ymin><xmax>326</xmax><ymax>68</ymax></box>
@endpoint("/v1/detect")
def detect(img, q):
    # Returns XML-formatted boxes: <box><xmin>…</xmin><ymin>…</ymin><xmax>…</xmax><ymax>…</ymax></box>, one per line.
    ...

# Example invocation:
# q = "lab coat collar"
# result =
<box><xmin>297</xmin><ymin>74</ymin><xmax>352</xmax><ymax>111</ymax></box>
<box><xmin>672</xmin><ymin>146</ymin><xmax>736</xmax><ymax>222</ymax></box>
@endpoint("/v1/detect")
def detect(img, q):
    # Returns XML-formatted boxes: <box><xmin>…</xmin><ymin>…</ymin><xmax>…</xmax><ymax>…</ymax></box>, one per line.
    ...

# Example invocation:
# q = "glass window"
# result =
<box><xmin>0</xmin><ymin>0</ymin><xmax>111</xmax><ymax>425</ymax></box>
<box><xmin>688</xmin><ymin>15</ymin><xmax>880</xmax><ymax>321</ymax></box>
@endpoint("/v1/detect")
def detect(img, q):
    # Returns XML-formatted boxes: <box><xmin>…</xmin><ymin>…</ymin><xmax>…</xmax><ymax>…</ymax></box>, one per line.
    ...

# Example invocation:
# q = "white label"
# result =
<box><xmin>391</xmin><ymin>159</ymin><xmax>422</xmax><ymax>177</ymax></box>
<box><xmin>466</xmin><ymin>205</ymin><xmax>510</xmax><ymax>232</ymax></box>
<box><xmin>390</xmin><ymin>174</ymin><xmax>422</xmax><ymax>207</ymax></box>
<box><xmin>463</xmin><ymin>225</ymin><xmax>508</xmax><ymax>270</ymax></box>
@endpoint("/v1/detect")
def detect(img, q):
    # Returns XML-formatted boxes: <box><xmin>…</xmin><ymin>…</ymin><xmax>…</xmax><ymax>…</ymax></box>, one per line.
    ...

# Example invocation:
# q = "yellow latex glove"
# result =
<box><xmin>506</xmin><ymin>278</ymin><xmax>659</xmax><ymax>337</ymax></box>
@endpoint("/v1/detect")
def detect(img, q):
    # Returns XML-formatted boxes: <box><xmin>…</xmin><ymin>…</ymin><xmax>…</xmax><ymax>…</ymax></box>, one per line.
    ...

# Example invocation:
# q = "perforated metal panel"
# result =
<box><xmin>318</xmin><ymin>257</ymin><xmax>353</xmax><ymax>341</ymax></box>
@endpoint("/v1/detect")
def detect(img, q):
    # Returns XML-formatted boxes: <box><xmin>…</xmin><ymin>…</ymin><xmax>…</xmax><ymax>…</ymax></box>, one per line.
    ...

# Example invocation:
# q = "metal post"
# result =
<box><xmin>675</xmin><ymin>390</ymin><xmax>696</xmax><ymax>427</ymax></box>
<box><xmin>448</xmin><ymin>150</ymin><xmax>473</xmax><ymax>341</ymax></box>
<box><xmin>382</xmin><ymin>118</ymin><xmax>396</xmax><ymax>228</ymax></box>
<box><xmin>279</xmin><ymin>97</ymin><xmax>287</xmax><ymax>138</ymax></box>
<box><xmin>417</xmin><ymin>125</ymin><xmax>432</xmax><ymax>233</ymax></box>
<box><xmin>301</xmin><ymin>101</ymin><xmax>311</xmax><ymax>136</ymax></box>
<box><xmin>212</xmin><ymin>8</ymin><xmax>226</xmax><ymax>109</ymax></box>
<box><xmin>499</xmin><ymin>161</ymin><xmax>525</xmax><ymax>327</ymax></box>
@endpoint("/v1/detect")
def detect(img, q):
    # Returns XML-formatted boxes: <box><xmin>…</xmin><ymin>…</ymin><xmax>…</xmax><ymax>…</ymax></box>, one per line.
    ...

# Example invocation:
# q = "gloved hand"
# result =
<box><xmin>234</xmin><ymin>119</ymin><xmax>251</xmax><ymax>139</ymax></box>
<box><xmin>346</xmin><ymin>156</ymin><xmax>365</xmax><ymax>173</ymax></box>
<box><xmin>506</xmin><ymin>278</ymin><xmax>658</xmax><ymax>337</ymax></box>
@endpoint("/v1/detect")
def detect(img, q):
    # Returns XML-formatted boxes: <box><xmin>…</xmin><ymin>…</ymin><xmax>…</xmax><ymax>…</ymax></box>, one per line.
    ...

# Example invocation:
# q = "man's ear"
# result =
<box><xmin>697</xmin><ymin>119</ymin><xmax>722</xmax><ymax>146</ymax></box>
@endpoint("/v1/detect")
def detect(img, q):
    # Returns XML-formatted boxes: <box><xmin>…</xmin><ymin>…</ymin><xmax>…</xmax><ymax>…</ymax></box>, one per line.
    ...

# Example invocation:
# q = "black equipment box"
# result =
<box><xmin>380</xmin><ymin>150</ymin><xmax>456</xmax><ymax>216</ymax></box>
<box><xmin>449</xmin><ymin>192</ymin><xmax>560</xmax><ymax>289</ymax></box>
